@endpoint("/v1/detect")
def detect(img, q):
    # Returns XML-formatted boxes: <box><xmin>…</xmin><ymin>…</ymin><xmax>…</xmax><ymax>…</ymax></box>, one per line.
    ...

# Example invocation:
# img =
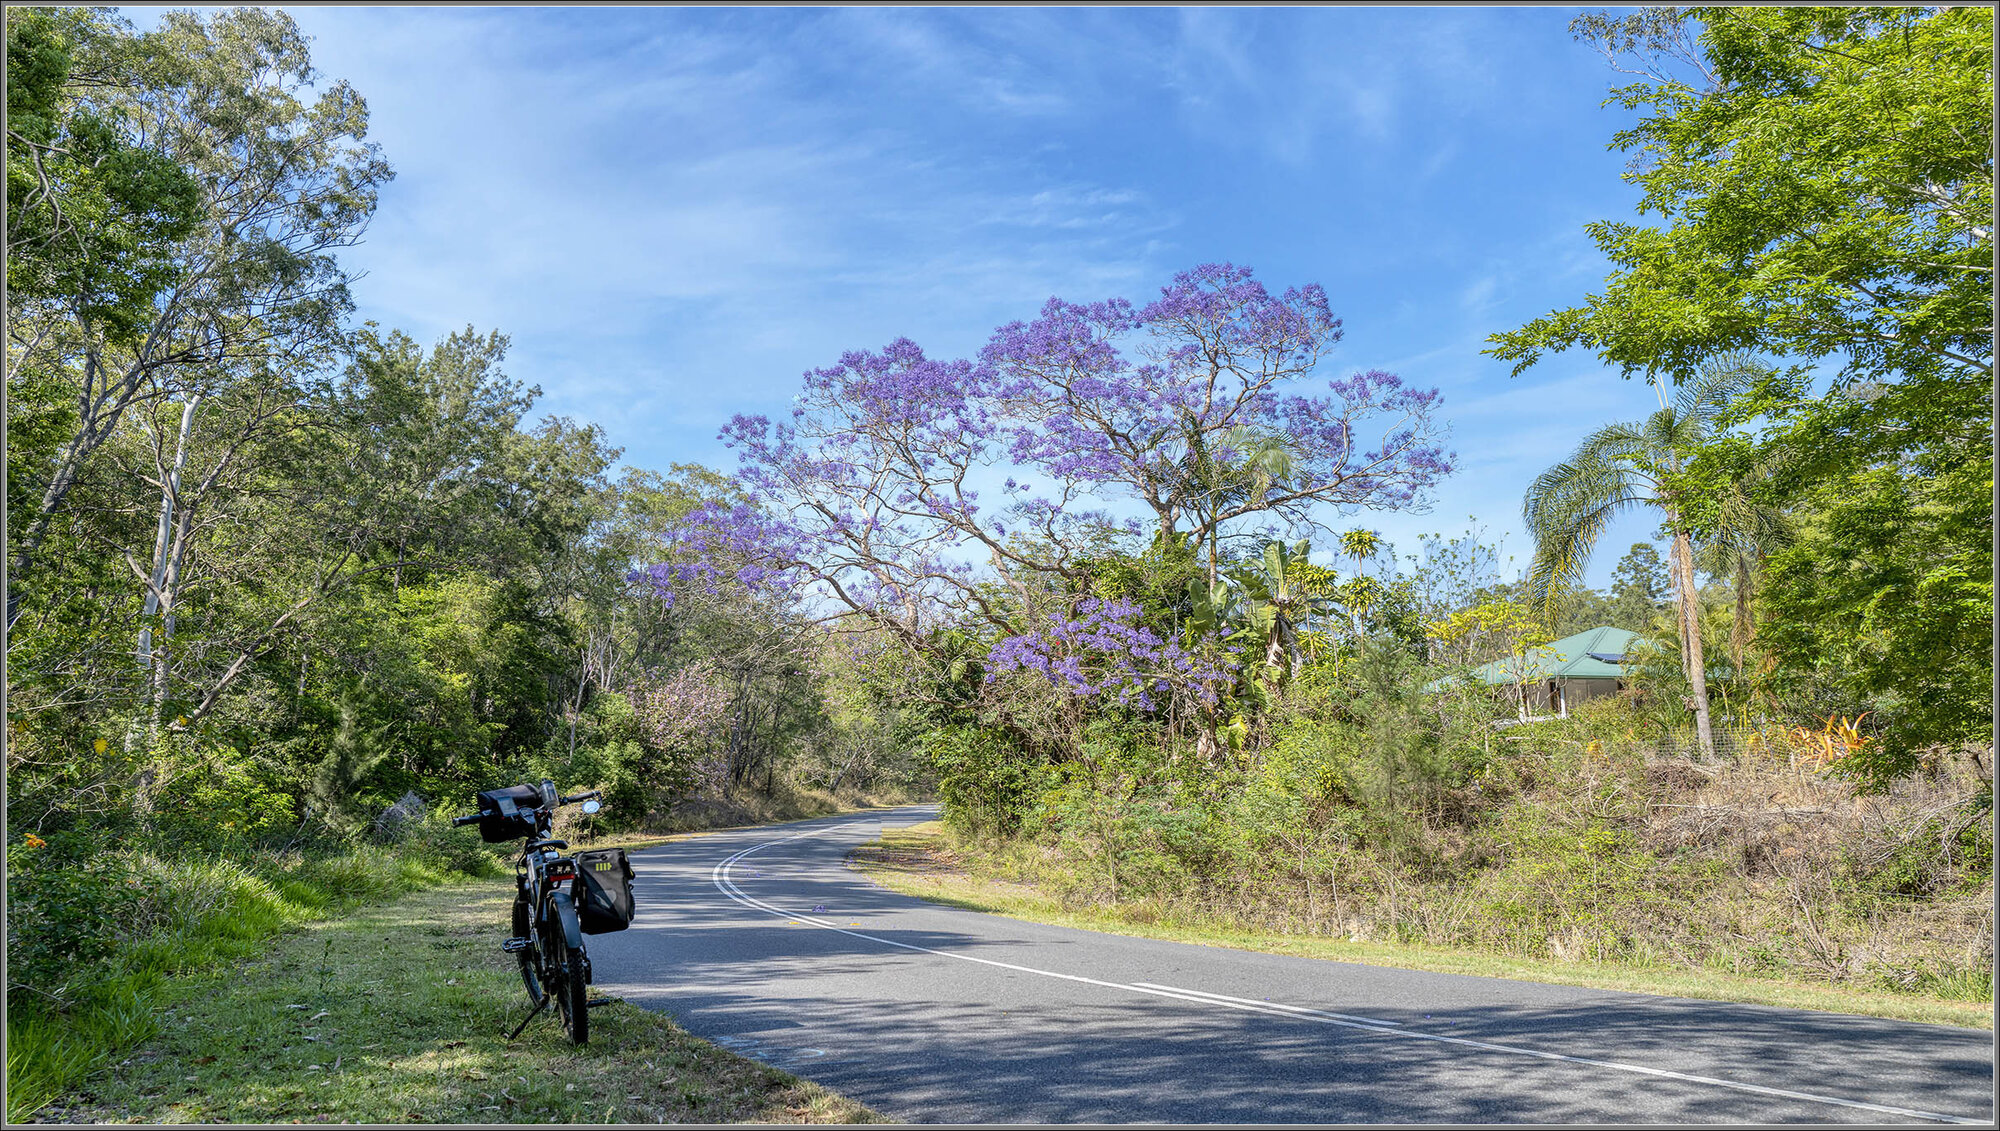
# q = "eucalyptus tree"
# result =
<box><xmin>7</xmin><ymin>10</ymin><xmax>202</xmax><ymax>574</ymax></box>
<box><xmin>6</xmin><ymin>8</ymin><xmax>203</xmax><ymax>315</ymax></box>
<box><xmin>1522</xmin><ymin>355</ymin><xmax>1767</xmax><ymax>760</ymax></box>
<box><xmin>7</xmin><ymin>7</ymin><xmax>391</xmax><ymax>619</ymax></box>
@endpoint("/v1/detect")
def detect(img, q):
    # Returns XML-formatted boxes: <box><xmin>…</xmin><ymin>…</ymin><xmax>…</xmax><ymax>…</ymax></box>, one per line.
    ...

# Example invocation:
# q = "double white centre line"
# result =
<box><xmin>707</xmin><ymin>818</ymin><xmax>1981</xmax><ymax>1126</ymax></box>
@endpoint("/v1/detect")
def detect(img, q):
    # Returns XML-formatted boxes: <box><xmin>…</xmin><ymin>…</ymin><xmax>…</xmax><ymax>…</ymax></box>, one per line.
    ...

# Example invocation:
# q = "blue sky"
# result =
<box><xmin>210</xmin><ymin>6</ymin><xmax>1675</xmax><ymax>586</ymax></box>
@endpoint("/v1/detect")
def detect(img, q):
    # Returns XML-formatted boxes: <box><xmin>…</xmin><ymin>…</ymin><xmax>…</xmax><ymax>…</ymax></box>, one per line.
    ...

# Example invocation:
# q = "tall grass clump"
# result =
<box><xmin>4</xmin><ymin>808</ymin><xmax>508</xmax><ymax>1123</ymax></box>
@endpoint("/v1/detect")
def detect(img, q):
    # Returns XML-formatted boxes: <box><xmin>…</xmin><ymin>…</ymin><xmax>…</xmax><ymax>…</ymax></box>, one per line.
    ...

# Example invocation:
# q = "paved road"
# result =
<box><xmin>588</xmin><ymin>805</ymin><xmax>1994</xmax><ymax>1125</ymax></box>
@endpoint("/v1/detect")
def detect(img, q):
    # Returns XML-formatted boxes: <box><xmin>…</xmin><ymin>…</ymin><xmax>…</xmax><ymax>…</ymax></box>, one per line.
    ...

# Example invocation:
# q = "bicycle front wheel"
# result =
<box><xmin>512</xmin><ymin>893</ymin><xmax>543</xmax><ymax>1005</ymax></box>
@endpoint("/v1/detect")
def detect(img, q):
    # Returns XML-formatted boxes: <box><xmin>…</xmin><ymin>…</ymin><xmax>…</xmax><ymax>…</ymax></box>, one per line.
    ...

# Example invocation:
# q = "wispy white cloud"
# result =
<box><xmin>280</xmin><ymin>4</ymin><xmax>1193</xmax><ymax>457</ymax></box>
<box><xmin>247</xmin><ymin>4</ymin><xmax>1662</xmax><ymax>586</ymax></box>
<box><xmin>1459</xmin><ymin>275</ymin><xmax>1499</xmax><ymax>315</ymax></box>
<box><xmin>1159</xmin><ymin>7</ymin><xmax>1525</xmax><ymax>166</ymax></box>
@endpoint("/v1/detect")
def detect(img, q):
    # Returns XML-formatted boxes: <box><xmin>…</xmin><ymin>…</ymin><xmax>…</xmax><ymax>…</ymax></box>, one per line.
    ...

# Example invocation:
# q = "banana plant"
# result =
<box><xmin>1184</xmin><ymin>574</ymin><xmax>1243</xmax><ymax>643</ymax></box>
<box><xmin>1228</xmin><ymin>539</ymin><xmax>1338</xmax><ymax>686</ymax></box>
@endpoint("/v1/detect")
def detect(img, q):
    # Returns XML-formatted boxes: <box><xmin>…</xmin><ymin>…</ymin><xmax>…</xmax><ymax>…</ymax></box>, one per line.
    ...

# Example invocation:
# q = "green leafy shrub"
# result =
<box><xmin>5</xmin><ymin>829</ymin><xmax>139</xmax><ymax>1007</ymax></box>
<box><xmin>141</xmin><ymin>741</ymin><xmax>300</xmax><ymax>852</ymax></box>
<box><xmin>925</xmin><ymin>725</ymin><xmax>1042</xmax><ymax>839</ymax></box>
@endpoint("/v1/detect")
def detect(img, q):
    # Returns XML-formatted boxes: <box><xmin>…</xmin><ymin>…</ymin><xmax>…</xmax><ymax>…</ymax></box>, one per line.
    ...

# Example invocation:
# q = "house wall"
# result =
<box><xmin>1561</xmin><ymin>678</ymin><xmax>1621</xmax><ymax>707</ymax></box>
<box><xmin>1506</xmin><ymin>680</ymin><xmax>1560</xmax><ymax>713</ymax></box>
<box><xmin>1492</xmin><ymin>677</ymin><xmax>1623</xmax><ymax>720</ymax></box>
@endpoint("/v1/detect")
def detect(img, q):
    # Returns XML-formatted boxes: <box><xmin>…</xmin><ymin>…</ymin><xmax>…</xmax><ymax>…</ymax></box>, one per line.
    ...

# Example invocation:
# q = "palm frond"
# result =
<box><xmin>1676</xmin><ymin>350</ymin><xmax>1770</xmax><ymax>429</ymax></box>
<box><xmin>1572</xmin><ymin>422</ymin><xmax>1652</xmax><ymax>469</ymax></box>
<box><xmin>1523</xmin><ymin>448</ymin><xmax>1646</xmax><ymax>619</ymax></box>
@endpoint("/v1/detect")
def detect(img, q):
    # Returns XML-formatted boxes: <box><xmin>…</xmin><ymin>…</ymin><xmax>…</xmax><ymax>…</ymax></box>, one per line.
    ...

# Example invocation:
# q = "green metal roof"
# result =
<box><xmin>1459</xmin><ymin>626</ymin><xmax>1640</xmax><ymax>687</ymax></box>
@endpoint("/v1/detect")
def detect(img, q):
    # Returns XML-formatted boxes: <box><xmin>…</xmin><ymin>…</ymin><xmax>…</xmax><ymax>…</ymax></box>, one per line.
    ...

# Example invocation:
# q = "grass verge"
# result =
<box><xmin>7</xmin><ymin>796</ymin><xmax>917</xmax><ymax>1123</ymax></box>
<box><xmin>25</xmin><ymin>881</ymin><xmax>882</xmax><ymax>1124</ymax></box>
<box><xmin>7</xmin><ymin>846</ymin><xmax>491</xmax><ymax>1123</ymax></box>
<box><xmin>851</xmin><ymin>822</ymin><xmax>1993</xmax><ymax>1031</ymax></box>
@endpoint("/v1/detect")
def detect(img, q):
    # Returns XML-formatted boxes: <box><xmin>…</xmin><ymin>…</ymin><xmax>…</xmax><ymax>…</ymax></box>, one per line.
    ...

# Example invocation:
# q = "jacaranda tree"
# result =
<box><xmin>650</xmin><ymin>264</ymin><xmax>1452</xmax><ymax>742</ymax></box>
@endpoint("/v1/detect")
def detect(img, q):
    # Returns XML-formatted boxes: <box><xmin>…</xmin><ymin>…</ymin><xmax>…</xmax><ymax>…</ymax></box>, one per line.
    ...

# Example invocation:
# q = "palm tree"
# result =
<box><xmin>1521</xmin><ymin>353</ymin><xmax>1769</xmax><ymax>761</ymax></box>
<box><xmin>1693</xmin><ymin>458</ymin><xmax>1793</xmax><ymax>677</ymax></box>
<box><xmin>1181</xmin><ymin>424</ymin><xmax>1297</xmax><ymax>589</ymax></box>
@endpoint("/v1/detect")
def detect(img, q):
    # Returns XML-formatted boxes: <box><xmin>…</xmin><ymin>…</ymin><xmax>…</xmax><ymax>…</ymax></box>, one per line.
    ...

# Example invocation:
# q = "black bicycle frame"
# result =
<box><xmin>517</xmin><ymin>830</ymin><xmax>585</xmax><ymax>971</ymax></box>
<box><xmin>455</xmin><ymin>781</ymin><xmax>602</xmax><ymax>1042</ymax></box>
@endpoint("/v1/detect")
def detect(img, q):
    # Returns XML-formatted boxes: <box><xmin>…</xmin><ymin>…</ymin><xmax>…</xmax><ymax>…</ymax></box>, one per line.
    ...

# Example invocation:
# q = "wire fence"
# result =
<box><xmin>1645</xmin><ymin>725</ymin><xmax>1751</xmax><ymax>763</ymax></box>
<box><xmin>1491</xmin><ymin>714</ymin><xmax>1846</xmax><ymax>769</ymax></box>
<box><xmin>1636</xmin><ymin>720</ymin><xmax>1874</xmax><ymax>769</ymax></box>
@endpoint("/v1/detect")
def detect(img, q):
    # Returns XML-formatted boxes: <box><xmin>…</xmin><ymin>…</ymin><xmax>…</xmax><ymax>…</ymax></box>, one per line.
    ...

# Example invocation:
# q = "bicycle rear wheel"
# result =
<box><xmin>554</xmin><ymin>940</ymin><xmax>589</xmax><ymax>1044</ymax></box>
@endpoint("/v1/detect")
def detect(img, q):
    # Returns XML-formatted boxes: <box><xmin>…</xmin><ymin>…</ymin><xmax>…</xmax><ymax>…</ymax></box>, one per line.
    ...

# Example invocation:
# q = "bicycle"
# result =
<box><xmin>452</xmin><ymin>779</ymin><xmax>632</xmax><ymax>1044</ymax></box>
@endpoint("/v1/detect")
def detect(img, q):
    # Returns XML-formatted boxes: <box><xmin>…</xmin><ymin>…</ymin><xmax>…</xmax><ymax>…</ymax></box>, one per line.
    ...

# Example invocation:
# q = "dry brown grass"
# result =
<box><xmin>873</xmin><ymin>725</ymin><xmax>1992</xmax><ymax>1014</ymax></box>
<box><xmin>855</xmin><ymin>822</ymin><xmax>1991</xmax><ymax>1028</ymax></box>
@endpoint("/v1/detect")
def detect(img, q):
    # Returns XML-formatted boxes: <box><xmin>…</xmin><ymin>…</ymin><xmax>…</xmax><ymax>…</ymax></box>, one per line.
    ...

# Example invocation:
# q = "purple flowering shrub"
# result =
<box><xmin>628</xmin><ymin>661</ymin><xmax>733</xmax><ymax>799</ymax></box>
<box><xmin>984</xmin><ymin>596</ymin><xmax>1232</xmax><ymax>713</ymax></box>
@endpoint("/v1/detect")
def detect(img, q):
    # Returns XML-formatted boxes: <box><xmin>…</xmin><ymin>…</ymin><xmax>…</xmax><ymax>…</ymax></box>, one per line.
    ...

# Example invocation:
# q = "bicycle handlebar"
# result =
<box><xmin>451</xmin><ymin>787</ymin><xmax>602</xmax><ymax>831</ymax></box>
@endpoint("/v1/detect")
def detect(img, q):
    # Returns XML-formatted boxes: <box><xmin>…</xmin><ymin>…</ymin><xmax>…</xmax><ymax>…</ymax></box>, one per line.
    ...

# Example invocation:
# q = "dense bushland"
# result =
<box><xmin>931</xmin><ymin>678</ymin><xmax>1992</xmax><ymax>998</ymax></box>
<box><xmin>5</xmin><ymin>11</ymin><xmax>920</xmax><ymax>1112</ymax></box>
<box><xmin>648</xmin><ymin>3</ymin><xmax>1992</xmax><ymax>1002</ymax></box>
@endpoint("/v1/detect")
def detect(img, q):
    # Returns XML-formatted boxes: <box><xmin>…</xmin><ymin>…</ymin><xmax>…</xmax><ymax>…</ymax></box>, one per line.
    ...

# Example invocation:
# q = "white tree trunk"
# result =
<box><xmin>1671</xmin><ymin>530</ymin><xmax>1717</xmax><ymax>761</ymax></box>
<box><xmin>137</xmin><ymin>399</ymin><xmax>200</xmax><ymax>677</ymax></box>
<box><xmin>132</xmin><ymin>397</ymin><xmax>201</xmax><ymax>750</ymax></box>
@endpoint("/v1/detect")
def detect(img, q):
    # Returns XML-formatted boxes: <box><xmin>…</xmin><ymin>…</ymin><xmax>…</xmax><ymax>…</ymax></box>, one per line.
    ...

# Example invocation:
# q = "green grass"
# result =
<box><xmin>7</xmin><ymin>845</ymin><xmax>483</xmax><ymax>1122</ymax></box>
<box><xmin>851</xmin><ymin>823</ymin><xmax>1994</xmax><ymax>1031</ymax></box>
<box><xmin>21</xmin><ymin>881</ymin><xmax>883</xmax><ymax>1125</ymax></box>
<box><xmin>9</xmin><ymin>804</ymin><xmax>908</xmax><ymax>1125</ymax></box>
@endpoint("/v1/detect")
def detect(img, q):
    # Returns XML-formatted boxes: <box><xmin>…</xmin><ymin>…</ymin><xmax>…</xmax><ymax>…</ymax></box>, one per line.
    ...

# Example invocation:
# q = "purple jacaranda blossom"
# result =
<box><xmin>663</xmin><ymin>265</ymin><xmax>1451</xmax><ymax>647</ymax></box>
<box><xmin>986</xmin><ymin>597</ymin><xmax>1235</xmax><ymax>711</ymax></box>
<box><xmin>627</xmin><ymin>500</ymin><xmax>807</xmax><ymax>608</ymax></box>
<box><xmin>982</xmin><ymin>264</ymin><xmax>1454</xmax><ymax>550</ymax></box>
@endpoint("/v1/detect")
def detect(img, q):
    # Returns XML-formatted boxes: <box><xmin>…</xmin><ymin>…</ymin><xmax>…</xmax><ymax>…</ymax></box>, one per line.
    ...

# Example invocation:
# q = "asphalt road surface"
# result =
<box><xmin>588</xmin><ymin>805</ymin><xmax>1995</xmax><ymax>1125</ymax></box>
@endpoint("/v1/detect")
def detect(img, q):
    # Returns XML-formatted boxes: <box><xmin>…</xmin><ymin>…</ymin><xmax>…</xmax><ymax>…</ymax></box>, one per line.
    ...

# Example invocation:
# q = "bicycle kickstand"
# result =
<box><xmin>506</xmin><ymin>994</ymin><xmax>550</xmax><ymax>1041</ymax></box>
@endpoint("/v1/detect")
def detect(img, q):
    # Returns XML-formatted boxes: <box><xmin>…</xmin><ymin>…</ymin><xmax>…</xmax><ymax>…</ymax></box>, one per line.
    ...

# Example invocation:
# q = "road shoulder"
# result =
<box><xmin>850</xmin><ymin>821</ymin><xmax>1992</xmax><ymax>1031</ymax></box>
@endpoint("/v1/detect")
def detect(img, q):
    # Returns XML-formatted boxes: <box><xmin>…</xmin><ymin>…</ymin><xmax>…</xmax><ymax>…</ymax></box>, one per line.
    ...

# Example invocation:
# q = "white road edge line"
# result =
<box><xmin>1129</xmin><ymin>982</ymin><xmax>1400</xmax><ymax>1025</ymax></box>
<box><xmin>708</xmin><ymin>817</ymin><xmax>1982</xmax><ymax>1127</ymax></box>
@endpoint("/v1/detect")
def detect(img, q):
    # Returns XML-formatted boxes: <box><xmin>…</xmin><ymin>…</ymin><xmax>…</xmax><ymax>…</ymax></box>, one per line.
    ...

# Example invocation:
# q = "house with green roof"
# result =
<box><xmin>1433</xmin><ymin>625</ymin><xmax>1640</xmax><ymax>720</ymax></box>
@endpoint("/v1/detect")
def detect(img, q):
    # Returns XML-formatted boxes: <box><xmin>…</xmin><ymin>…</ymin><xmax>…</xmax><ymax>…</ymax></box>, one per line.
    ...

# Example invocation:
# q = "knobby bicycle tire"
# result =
<box><xmin>555</xmin><ymin>941</ymin><xmax>589</xmax><ymax>1044</ymax></box>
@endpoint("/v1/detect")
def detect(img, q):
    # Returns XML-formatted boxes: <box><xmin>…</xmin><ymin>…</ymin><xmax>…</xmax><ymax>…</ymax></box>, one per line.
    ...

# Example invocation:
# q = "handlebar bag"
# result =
<box><xmin>474</xmin><ymin>785</ymin><xmax>542</xmax><ymax>843</ymax></box>
<box><xmin>574</xmin><ymin>848</ymin><xmax>635</xmax><ymax>934</ymax></box>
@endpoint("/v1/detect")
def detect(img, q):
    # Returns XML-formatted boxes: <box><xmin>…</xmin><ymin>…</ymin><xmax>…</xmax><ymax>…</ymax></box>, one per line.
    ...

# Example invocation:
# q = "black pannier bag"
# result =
<box><xmin>475</xmin><ymin>785</ymin><xmax>542</xmax><ymax>843</ymax></box>
<box><xmin>574</xmin><ymin>848</ymin><xmax>635</xmax><ymax>934</ymax></box>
